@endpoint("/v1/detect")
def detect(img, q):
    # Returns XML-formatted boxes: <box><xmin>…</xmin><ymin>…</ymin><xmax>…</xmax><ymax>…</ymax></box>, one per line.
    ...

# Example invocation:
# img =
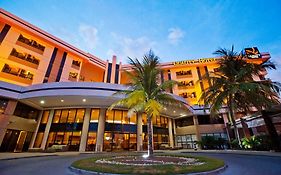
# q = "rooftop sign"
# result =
<box><xmin>173</xmin><ymin>58</ymin><xmax>220</xmax><ymax>66</ymax></box>
<box><xmin>244</xmin><ymin>47</ymin><xmax>261</xmax><ymax>59</ymax></box>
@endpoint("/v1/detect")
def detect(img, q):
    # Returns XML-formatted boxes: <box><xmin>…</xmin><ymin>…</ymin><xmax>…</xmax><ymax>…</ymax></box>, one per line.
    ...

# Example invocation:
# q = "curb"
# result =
<box><xmin>180</xmin><ymin>150</ymin><xmax>281</xmax><ymax>158</ymax></box>
<box><xmin>188</xmin><ymin>164</ymin><xmax>227</xmax><ymax>175</ymax></box>
<box><xmin>69</xmin><ymin>164</ymin><xmax>228</xmax><ymax>175</ymax></box>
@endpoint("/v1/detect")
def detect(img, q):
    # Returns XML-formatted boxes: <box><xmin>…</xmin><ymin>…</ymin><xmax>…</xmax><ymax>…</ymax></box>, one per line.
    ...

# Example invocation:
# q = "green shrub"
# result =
<box><xmin>230</xmin><ymin>139</ymin><xmax>241</xmax><ymax>149</ymax></box>
<box><xmin>241</xmin><ymin>136</ymin><xmax>261</xmax><ymax>150</ymax></box>
<box><xmin>197</xmin><ymin>136</ymin><xmax>227</xmax><ymax>149</ymax></box>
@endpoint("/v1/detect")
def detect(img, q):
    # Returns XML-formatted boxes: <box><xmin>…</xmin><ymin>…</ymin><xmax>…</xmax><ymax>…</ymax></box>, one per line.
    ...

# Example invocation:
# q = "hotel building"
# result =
<box><xmin>0</xmin><ymin>8</ymin><xmax>275</xmax><ymax>152</ymax></box>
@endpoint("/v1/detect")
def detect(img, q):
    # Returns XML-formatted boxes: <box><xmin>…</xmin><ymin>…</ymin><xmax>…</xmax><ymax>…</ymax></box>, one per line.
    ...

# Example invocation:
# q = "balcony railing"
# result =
<box><xmin>17</xmin><ymin>34</ymin><xmax>45</xmax><ymax>54</ymax></box>
<box><xmin>176</xmin><ymin>70</ymin><xmax>192</xmax><ymax>78</ymax></box>
<box><xmin>1</xmin><ymin>64</ymin><xmax>34</xmax><ymax>81</ymax></box>
<box><xmin>68</xmin><ymin>72</ymin><xmax>78</xmax><ymax>81</ymax></box>
<box><xmin>9</xmin><ymin>48</ymin><xmax>40</xmax><ymax>67</ymax></box>
<box><xmin>178</xmin><ymin>80</ymin><xmax>194</xmax><ymax>88</ymax></box>
<box><xmin>72</xmin><ymin>60</ymin><xmax>81</xmax><ymax>69</ymax></box>
<box><xmin>179</xmin><ymin>92</ymin><xmax>196</xmax><ymax>99</ymax></box>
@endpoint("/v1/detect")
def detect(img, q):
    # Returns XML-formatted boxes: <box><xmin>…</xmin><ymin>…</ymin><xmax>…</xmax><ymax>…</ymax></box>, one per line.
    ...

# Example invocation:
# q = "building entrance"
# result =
<box><xmin>0</xmin><ymin>129</ymin><xmax>33</xmax><ymax>152</ymax></box>
<box><xmin>103</xmin><ymin>132</ymin><xmax>137</xmax><ymax>151</ymax></box>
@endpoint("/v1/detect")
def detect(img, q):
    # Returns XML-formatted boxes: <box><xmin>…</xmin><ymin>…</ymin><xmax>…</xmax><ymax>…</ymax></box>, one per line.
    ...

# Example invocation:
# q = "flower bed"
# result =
<box><xmin>71</xmin><ymin>153</ymin><xmax>225</xmax><ymax>175</ymax></box>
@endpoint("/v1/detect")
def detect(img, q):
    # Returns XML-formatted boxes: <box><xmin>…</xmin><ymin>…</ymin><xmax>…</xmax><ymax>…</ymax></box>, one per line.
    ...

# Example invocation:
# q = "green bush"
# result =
<box><xmin>197</xmin><ymin>136</ymin><xmax>227</xmax><ymax>149</ymax></box>
<box><xmin>230</xmin><ymin>139</ymin><xmax>241</xmax><ymax>149</ymax></box>
<box><xmin>241</xmin><ymin>136</ymin><xmax>261</xmax><ymax>150</ymax></box>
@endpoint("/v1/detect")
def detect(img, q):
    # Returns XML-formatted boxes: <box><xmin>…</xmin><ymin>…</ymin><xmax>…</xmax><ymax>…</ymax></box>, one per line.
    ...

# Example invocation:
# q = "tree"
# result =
<box><xmin>199</xmin><ymin>46</ymin><xmax>280</xmax><ymax>146</ymax></box>
<box><xmin>109</xmin><ymin>50</ymin><xmax>184</xmax><ymax>157</ymax></box>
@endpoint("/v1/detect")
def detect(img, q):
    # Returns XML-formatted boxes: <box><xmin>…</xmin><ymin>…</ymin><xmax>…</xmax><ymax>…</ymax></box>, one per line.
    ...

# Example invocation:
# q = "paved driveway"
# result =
<box><xmin>0</xmin><ymin>152</ymin><xmax>281</xmax><ymax>175</ymax></box>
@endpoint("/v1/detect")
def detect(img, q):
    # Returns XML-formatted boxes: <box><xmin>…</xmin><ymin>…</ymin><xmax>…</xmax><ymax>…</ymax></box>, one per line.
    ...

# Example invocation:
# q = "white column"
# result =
<box><xmin>41</xmin><ymin>109</ymin><xmax>54</xmax><ymax>150</ymax></box>
<box><xmin>79</xmin><ymin>108</ymin><xmax>91</xmax><ymax>152</ymax></box>
<box><xmin>137</xmin><ymin>112</ymin><xmax>143</xmax><ymax>151</ymax></box>
<box><xmin>193</xmin><ymin>115</ymin><xmax>201</xmax><ymax>149</ymax></box>
<box><xmin>29</xmin><ymin>110</ymin><xmax>43</xmax><ymax>148</ymax></box>
<box><xmin>168</xmin><ymin>118</ymin><xmax>174</xmax><ymax>148</ymax></box>
<box><xmin>95</xmin><ymin>108</ymin><xmax>106</xmax><ymax>152</ymax></box>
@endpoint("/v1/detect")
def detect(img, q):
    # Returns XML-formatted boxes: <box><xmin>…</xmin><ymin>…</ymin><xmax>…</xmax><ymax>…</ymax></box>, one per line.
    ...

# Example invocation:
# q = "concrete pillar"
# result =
<box><xmin>173</xmin><ymin>119</ymin><xmax>177</xmax><ymax>135</ymax></box>
<box><xmin>79</xmin><ymin>108</ymin><xmax>91</xmax><ymax>152</ymax></box>
<box><xmin>168</xmin><ymin>118</ymin><xmax>174</xmax><ymax>148</ymax></box>
<box><xmin>137</xmin><ymin>112</ymin><xmax>143</xmax><ymax>151</ymax></box>
<box><xmin>95</xmin><ymin>108</ymin><xmax>106</xmax><ymax>152</ymax></box>
<box><xmin>40</xmin><ymin>109</ymin><xmax>54</xmax><ymax>150</ymax></box>
<box><xmin>29</xmin><ymin>110</ymin><xmax>43</xmax><ymax>148</ymax></box>
<box><xmin>193</xmin><ymin>116</ymin><xmax>201</xmax><ymax>147</ymax></box>
<box><xmin>0</xmin><ymin>100</ymin><xmax>18</xmax><ymax>146</ymax></box>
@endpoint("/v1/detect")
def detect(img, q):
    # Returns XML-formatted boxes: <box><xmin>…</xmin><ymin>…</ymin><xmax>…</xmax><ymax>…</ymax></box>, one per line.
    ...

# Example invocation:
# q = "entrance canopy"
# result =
<box><xmin>0</xmin><ymin>81</ymin><xmax>193</xmax><ymax>118</ymax></box>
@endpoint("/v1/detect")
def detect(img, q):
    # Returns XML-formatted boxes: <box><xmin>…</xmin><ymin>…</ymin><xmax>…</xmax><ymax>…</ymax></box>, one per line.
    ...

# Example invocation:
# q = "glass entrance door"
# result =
<box><xmin>14</xmin><ymin>131</ymin><xmax>27</xmax><ymax>152</ymax></box>
<box><xmin>103</xmin><ymin>132</ymin><xmax>136</xmax><ymax>151</ymax></box>
<box><xmin>0</xmin><ymin>129</ymin><xmax>32</xmax><ymax>152</ymax></box>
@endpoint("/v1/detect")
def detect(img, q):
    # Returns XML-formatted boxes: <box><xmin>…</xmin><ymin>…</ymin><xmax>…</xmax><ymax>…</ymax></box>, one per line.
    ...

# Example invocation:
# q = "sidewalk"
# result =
<box><xmin>169</xmin><ymin>149</ymin><xmax>281</xmax><ymax>157</ymax></box>
<box><xmin>0</xmin><ymin>152</ymin><xmax>81</xmax><ymax>160</ymax></box>
<box><xmin>1</xmin><ymin>149</ymin><xmax>281</xmax><ymax>161</ymax></box>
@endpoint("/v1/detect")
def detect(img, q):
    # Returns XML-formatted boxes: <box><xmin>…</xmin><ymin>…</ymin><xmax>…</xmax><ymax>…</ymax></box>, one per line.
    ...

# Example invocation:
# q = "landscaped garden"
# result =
<box><xmin>71</xmin><ymin>153</ymin><xmax>225</xmax><ymax>175</ymax></box>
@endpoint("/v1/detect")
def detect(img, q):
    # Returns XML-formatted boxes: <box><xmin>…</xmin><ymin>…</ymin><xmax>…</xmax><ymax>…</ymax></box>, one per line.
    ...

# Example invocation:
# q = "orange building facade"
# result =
<box><xmin>0</xmin><ymin>8</ymin><xmax>275</xmax><ymax>152</ymax></box>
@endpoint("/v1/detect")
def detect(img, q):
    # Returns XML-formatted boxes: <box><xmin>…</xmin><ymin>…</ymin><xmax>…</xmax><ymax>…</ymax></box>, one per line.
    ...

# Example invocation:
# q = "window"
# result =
<box><xmin>114</xmin><ymin>110</ymin><xmax>122</xmax><ymax>124</ymax></box>
<box><xmin>86</xmin><ymin>132</ymin><xmax>97</xmax><ymax>151</ymax></box>
<box><xmin>53</xmin><ymin>110</ymin><xmax>61</xmax><ymax>123</ymax></box>
<box><xmin>198</xmin><ymin>115</ymin><xmax>224</xmax><ymax>125</ymax></box>
<box><xmin>106</xmin><ymin>110</ymin><xmax>114</xmax><ymax>123</ymax></box>
<box><xmin>176</xmin><ymin>134</ymin><xmax>197</xmax><ymax>149</ymax></box>
<box><xmin>69</xmin><ymin>72</ymin><xmax>78</xmax><ymax>80</ymax></box>
<box><xmin>60</xmin><ymin>110</ymin><xmax>68</xmax><ymax>123</ymax></box>
<box><xmin>76</xmin><ymin>109</ymin><xmax>85</xmax><ymax>123</ymax></box>
<box><xmin>72</xmin><ymin>60</ymin><xmax>81</xmax><ymax>68</ymax></box>
<box><xmin>13</xmin><ymin>102</ymin><xmax>39</xmax><ymax>120</ymax></box>
<box><xmin>41</xmin><ymin>111</ymin><xmax>49</xmax><ymax>124</ymax></box>
<box><xmin>52</xmin><ymin>109</ymin><xmax>85</xmax><ymax>123</ymax></box>
<box><xmin>176</xmin><ymin>117</ymin><xmax>194</xmax><ymax>127</ymax></box>
<box><xmin>142</xmin><ymin>114</ymin><xmax>147</xmax><ymax>125</ymax></box>
<box><xmin>33</xmin><ymin>132</ymin><xmax>44</xmax><ymax>148</ymax></box>
<box><xmin>67</xmin><ymin>109</ymin><xmax>76</xmax><ymax>123</ymax></box>
<box><xmin>90</xmin><ymin>109</ymin><xmax>99</xmax><ymax>123</ymax></box>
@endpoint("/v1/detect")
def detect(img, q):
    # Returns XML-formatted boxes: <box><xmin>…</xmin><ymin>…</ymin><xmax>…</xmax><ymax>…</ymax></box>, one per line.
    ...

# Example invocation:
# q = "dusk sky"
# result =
<box><xmin>1</xmin><ymin>0</ymin><xmax>280</xmax><ymax>81</ymax></box>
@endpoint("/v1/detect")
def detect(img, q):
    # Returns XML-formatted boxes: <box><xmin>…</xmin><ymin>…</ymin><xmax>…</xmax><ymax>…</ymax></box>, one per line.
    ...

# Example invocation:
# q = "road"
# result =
<box><xmin>0</xmin><ymin>152</ymin><xmax>281</xmax><ymax>175</ymax></box>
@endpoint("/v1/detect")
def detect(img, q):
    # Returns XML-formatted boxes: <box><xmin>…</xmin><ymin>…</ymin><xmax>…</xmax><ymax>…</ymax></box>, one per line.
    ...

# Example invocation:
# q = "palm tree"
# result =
<box><xmin>199</xmin><ymin>46</ymin><xmax>280</xmax><ymax>146</ymax></box>
<box><xmin>109</xmin><ymin>50</ymin><xmax>184</xmax><ymax>157</ymax></box>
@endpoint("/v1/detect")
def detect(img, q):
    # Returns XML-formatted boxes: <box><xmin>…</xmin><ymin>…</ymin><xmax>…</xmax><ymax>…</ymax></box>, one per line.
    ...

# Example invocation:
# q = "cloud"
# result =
<box><xmin>107</xmin><ymin>33</ymin><xmax>156</xmax><ymax>62</ymax></box>
<box><xmin>168</xmin><ymin>28</ymin><xmax>184</xmax><ymax>45</ymax></box>
<box><xmin>79</xmin><ymin>24</ymin><xmax>99</xmax><ymax>49</ymax></box>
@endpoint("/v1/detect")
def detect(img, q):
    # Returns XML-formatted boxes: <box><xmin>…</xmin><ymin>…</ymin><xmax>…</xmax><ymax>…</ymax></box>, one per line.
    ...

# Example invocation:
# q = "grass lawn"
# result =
<box><xmin>71</xmin><ymin>153</ymin><xmax>225</xmax><ymax>175</ymax></box>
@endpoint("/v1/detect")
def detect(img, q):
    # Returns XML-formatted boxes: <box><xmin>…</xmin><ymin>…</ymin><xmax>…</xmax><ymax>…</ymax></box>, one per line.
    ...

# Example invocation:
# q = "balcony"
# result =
<box><xmin>68</xmin><ymin>72</ymin><xmax>78</xmax><ymax>82</ymax></box>
<box><xmin>179</xmin><ymin>92</ymin><xmax>196</xmax><ymax>99</ymax></box>
<box><xmin>178</xmin><ymin>80</ymin><xmax>194</xmax><ymax>89</ymax></box>
<box><xmin>176</xmin><ymin>70</ymin><xmax>192</xmax><ymax>79</ymax></box>
<box><xmin>16</xmin><ymin>34</ymin><xmax>45</xmax><ymax>54</ymax></box>
<box><xmin>71</xmin><ymin>60</ymin><xmax>81</xmax><ymax>70</ymax></box>
<box><xmin>8</xmin><ymin>48</ymin><xmax>40</xmax><ymax>69</ymax></box>
<box><xmin>1</xmin><ymin>64</ymin><xmax>33</xmax><ymax>84</ymax></box>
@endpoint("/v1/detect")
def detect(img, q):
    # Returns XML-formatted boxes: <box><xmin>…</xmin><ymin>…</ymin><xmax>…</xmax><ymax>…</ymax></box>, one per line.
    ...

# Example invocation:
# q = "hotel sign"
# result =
<box><xmin>173</xmin><ymin>58</ymin><xmax>220</xmax><ymax>66</ymax></box>
<box><xmin>245</xmin><ymin>47</ymin><xmax>261</xmax><ymax>59</ymax></box>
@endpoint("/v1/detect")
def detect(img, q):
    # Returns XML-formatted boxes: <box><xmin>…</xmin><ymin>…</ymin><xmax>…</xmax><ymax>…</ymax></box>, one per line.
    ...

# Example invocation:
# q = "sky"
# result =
<box><xmin>1</xmin><ymin>0</ymin><xmax>281</xmax><ymax>81</ymax></box>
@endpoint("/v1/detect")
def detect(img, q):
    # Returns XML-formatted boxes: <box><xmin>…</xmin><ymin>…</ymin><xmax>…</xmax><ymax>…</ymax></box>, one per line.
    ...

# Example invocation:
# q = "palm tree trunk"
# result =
<box><xmin>147</xmin><ymin>115</ymin><xmax>154</xmax><ymax>157</ymax></box>
<box><xmin>229</xmin><ymin>96</ymin><xmax>242</xmax><ymax>147</ymax></box>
